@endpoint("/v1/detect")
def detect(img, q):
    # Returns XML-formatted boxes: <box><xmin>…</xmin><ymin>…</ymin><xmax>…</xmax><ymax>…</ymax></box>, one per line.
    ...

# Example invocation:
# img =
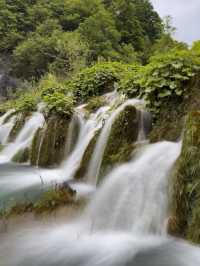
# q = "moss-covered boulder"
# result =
<box><xmin>170</xmin><ymin>112</ymin><xmax>200</xmax><ymax>243</ymax></box>
<box><xmin>99</xmin><ymin>105</ymin><xmax>139</xmax><ymax>179</ymax></box>
<box><xmin>31</xmin><ymin>115</ymin><xmax>70</xmax><ymax>167</ymax></box>
<box><xmin>12</xmin><ymin>147</ymin><xmax>30</xmax><ymax>163</ymax></box>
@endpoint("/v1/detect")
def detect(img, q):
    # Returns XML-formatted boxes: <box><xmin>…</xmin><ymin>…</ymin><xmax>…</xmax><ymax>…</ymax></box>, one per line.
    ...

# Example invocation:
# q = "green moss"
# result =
<box><xmin>12</xmin><ymin>148</ymin><xmax>30</xmax><ymax>163</ymax></box>
<box><xmin>31</xmin><ymin>115</ymin><xmax>70</xmax><ymax>167</ymax></box>
<box><xmin>171</xmin><ymin>112</ymin><xmax>200</xmax><ymax>243</ymax></box>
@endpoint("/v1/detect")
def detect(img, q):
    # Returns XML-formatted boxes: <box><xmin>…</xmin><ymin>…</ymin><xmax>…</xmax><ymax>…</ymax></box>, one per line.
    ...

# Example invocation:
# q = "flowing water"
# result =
<box><xmin>1</xmin><ymin>141</ymin><xmax>200</xmax><ymax>266</ymax></box>
<box><xmin>0</xmin><ymin>112</ymin><xmax>44</xmax><ymax>163</ymax></box>
<box><xmin>0</xmin><ymin>99</ymin><xmax>200</xmax><ymax>265</ymax></box>
<box><xmin>86</xmin><ymin>99</ymin><xmax>144</xmax><ymax>185</ymax></box>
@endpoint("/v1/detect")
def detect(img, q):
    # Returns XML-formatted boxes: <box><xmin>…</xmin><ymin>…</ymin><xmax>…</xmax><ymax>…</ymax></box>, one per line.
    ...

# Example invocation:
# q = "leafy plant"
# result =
<box><xmin>70</xmin><ymin>62</ymin><xmax>138</xmax><ymax>103</ymax></box>
<box><xmin>119</xmin><ymin>49</ymin><xmax>200</xmax><ymax>116</ymax></box>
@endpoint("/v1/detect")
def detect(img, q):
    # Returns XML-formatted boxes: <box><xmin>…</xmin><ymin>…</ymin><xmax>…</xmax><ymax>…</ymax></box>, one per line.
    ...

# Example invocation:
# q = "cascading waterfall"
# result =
<box><xmin>61</xmin><ymin>106</ymin><xmax>110</xmax><ymax>181</ymax></box>
<box><xmin>0</xmin><ymin>112</ymin><xmax>44</xmax><ymax>163</ymax></box>
<box><xmin>86</xmin><ymin>99</ymin><xmax>144</xmax><ymax>185</ymax></box>
<box><xmin>0</xmin><ymin>114</ymin><xmax>16</xmax><ymax>145</ymax></box>
<box><xmin>84</xmin><ymin>141</ymin><xmax>181</xmax><ymax>234</ymax></box>
<box><xmin>1</xmin><ymin>140</ymin><xmax>200</xmax><ymax>266</ymax></box>
<box><xmin>1</xmin><ymin>97</ymin><xmax>200</xmax><ymax>266</ymax></box>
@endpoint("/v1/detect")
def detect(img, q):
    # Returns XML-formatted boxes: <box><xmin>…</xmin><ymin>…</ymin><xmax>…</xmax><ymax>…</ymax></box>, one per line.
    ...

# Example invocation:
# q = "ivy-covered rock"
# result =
<box><xmin>31</xmin><ymin>115</ymin><xmax>70</xmax><ymax>167</ymax></box>
<box><xmin>170</xmin><ymin>112</ymin><xmax>200</xmax><ymax>243</ymax></box>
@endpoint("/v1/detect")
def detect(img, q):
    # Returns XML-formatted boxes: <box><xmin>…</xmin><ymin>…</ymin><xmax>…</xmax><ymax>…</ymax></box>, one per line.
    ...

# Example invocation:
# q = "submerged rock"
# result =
<box><xmin>170</xmin><ymin>112</ymin><xmax>200</xmax><ymax>243</ymax></box>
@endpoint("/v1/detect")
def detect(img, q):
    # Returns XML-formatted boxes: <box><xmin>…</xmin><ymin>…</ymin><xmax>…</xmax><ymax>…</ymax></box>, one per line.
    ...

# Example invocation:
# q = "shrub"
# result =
<box><xmin>119</xmin><ymin>49</ymin><xmax>200</xmax><ymax>115</ymax></box>
<box><xmin>70</xmin><ymin>62</ymin><xmax>137</xmax><ymax>103</ymax></box>
<box><xmin>39</xmin><ymin>74</ymin><xmax>74</xmax><ymax>117</ymax></box>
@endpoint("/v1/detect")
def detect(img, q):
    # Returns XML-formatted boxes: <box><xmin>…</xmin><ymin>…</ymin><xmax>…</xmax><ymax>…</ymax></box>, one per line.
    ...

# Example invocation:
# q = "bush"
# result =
<box><xmin>39</xmin><ymin>74</ymin><xmax>74</xmax><ymax>117</ymax></box>
<box><xmin>70</xmin><ymin>62</ymin><xmax>137</xmax><ymax>103</ymax></box>
<box><xmin>119</xmin><ymin>49</ymin><xmax>200</xmax><ymax>115</ymax></box>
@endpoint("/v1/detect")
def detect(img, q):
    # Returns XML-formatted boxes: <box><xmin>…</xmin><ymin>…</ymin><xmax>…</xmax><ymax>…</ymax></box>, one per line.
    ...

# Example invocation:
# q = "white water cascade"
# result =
<box><xmin>86</xmin><ymin>99</ymin><xmax>144</xmax><ymax>185</ymax></box>
<box><xmin>1</xmin><ymin>140</ymin><xmax>200</xmax><ymax>266</ymax></box>
<box><xmin>61</xmin><ymin>106</ymin><xmax>110</xmax><ymax>181</ymax></box>
<box><xmin>84</xmin><ymin>141</ymin><xmax>181</xmax><ymax>234</ymax></box>
<box><xmin>0</xmin><ymin>114</ymin><xmax>16</xmax><ymax>145</ymax></box>
<box><xmin>0</xmin><ymin>112</ymin><xmax>45</xmax><ymax>163</ymax></box>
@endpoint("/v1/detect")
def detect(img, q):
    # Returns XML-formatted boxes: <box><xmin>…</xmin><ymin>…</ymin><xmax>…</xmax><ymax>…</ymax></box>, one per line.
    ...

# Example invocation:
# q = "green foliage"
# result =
<box><xmin>39</xmin><ymin>74</ymin><xmax>74</xmax><ymax>117</ymax></box>
<box><xmin>192</xmin><ymin>40</ymin><xmax>200</xmax><ymax>55</ymax></box>
<box><xmin>12</xmin><ymin>19</ymin><xmax>89</xmax><ymax>80</ymax></box>
<box><xmin>78</xmin><ymin>8</ymin><xmax>121</xmax><ymax>61</ymax></box>
<box><xmin>0</xmin><ymin>0</ymin><xmax>163</xmax><ymax>79</ymax></box>
<box><xmin>14</xmin><ymin>92</ymin><xmax>39</xmax><ymax>112</ymax></box>
<box><xmin>119</xmin><ymin>49</ymin><xmax>200</xmax><ymax>116</ymax></box>
<box><xmin>71</xmin><ymin>62</ymin><xmax>137</xmax><ymax>103</ymax></box>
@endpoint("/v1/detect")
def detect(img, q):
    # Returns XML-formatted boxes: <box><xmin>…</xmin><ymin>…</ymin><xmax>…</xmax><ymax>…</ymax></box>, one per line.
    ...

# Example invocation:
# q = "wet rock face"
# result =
<box><xmin>171</xmin><ymin>112</ymin><xmax>200</xmax><ymax>243</ymax></box>
<box><xmin>31</xmin><ymin>115</ymin><xmax>70</xmax><ymax>167</ymax></box>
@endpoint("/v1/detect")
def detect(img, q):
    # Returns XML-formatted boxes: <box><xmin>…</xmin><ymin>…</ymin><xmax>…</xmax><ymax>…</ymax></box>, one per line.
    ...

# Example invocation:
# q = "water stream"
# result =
<box><xmin>0</xmin><ymin>100</ymin><xmax>200</xmax><ymax>265</ymax></box>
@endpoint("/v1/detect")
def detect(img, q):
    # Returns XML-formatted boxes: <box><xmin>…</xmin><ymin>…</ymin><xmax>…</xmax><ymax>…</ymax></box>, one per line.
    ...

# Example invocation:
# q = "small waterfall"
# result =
<box><xmin>137</xmin><ymin>110</ymin><xmax>152</xmax><ymax>142</ymax></box>
<box><xmin>85</xmin><ymin>141</ymin><xmax>181</xmax><ymax>234</ymax></box>
<box><xmin>0</xmin><ymin>114</ymin><xmax>16</xmax><ymax>145</ymax></box>
<box><xmin>86</xmin><ymin>99</ymin><xmax>144</xmax><ymax>185</ymax></box>
<box><xmin>0</xmin><ymin>109</ymin><xmax>15</xmax><ymax>125</ymax></box>
<box><xmin>0</xmin><ymin>112</ymin><xmax>45</xmax><ymax>163</ymax></box>
<box><xmin>35</xmin><ymin>123</ymin><xmax>47</xmax><ymax>167</ymax></box>
<box><xmin>61</xmin><ymin>106</ymin><xmax>110</xmax><ymax>181</ymax></box>
<box><xmin>64</xmin><ymin>113</ymin><xmax>82</xmax><ymax>157</ymax></box>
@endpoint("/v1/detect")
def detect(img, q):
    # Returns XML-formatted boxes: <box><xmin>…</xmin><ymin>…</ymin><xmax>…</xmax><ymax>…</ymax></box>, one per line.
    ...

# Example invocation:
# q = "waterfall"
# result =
<box><xmin>85</xmin><ymin>141</ymin><xmax>182</xmax><ymax>234</ymax></box>
<box><xmin>64</xmin><ymin>113</ymin><xmax>82</xmax><ymax>157</ymax></box>
<box><xmin>0</xmin><ymin>114</ymin><xmax>16</xmax><ymax>145</ymax></box>
<box><xmin>0</xmin><ymin>109</ymin><xmax>15</xmax><ymax>125</ymax></box>
<box><xmin>86</xmin><ymin>99</ymin><xmax>144</xmax><ymax>185</ymax></box>
<box><xmin>61</xmin><ymin>106</ymin><xmax>110</xmax><ymax>181</ymax></box>
<box><xmin>0</xmin><ymin>112</ymin><xmax>45</xmax><ymax>163</ymax></box>
<box><xmin>2</xmin><ymin>140</ymin><xmax>200</xmax><ymax>266</ymax></box>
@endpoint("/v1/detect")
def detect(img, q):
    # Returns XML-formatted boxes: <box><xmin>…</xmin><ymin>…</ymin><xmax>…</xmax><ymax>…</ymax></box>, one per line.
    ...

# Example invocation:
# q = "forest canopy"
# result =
<box><xmin>0</xmin><ymin>0</ymin><xmax>163</xmax><ymax>80</ymax></box>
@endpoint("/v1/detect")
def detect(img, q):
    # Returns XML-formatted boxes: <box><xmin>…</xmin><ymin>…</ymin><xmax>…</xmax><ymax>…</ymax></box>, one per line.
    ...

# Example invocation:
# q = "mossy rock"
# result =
<box><xmin>74</xmin><ymin>130</ymin><xmax>100</xmax><ymax>180</ymax></box>
<box><xmin>8</xmin><ymin>112</ymin><xmax>31</xmax><ymax>142</ymax></box>
<box><xmin>12</xmin><ymin>147</ymin><xmax>30</xmax><ymax>163</ymax></box>
<box><xmin>170</xmin><ymin>111</ymin><xmax>200</xmax><ymax>243</ymax></box>
<box><xmin>31</xmin><ymin>115</ymin><xmax>70</xmax><ymax>167</ymax></box>
<box><xmin>99</xmin><ymin>105</ymin><xmax>139</xmax><ymax>180</ymax></box>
